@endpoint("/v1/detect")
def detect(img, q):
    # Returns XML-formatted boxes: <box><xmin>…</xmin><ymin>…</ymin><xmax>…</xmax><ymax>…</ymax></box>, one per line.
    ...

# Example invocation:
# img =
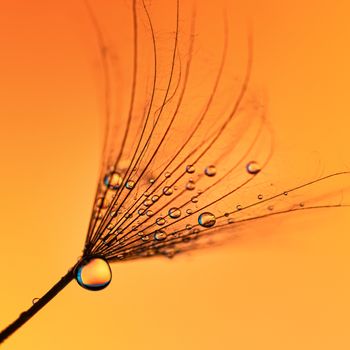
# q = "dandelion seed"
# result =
<box><xmin>1</xmin><ymin>0</ymin><xmax>349</xmax><ymax>344</ymax></box>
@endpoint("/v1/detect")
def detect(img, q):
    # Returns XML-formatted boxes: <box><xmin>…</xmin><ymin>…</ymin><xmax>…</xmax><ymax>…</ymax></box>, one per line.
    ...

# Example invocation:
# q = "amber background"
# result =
<box><xmin>1</xmin><ymin>1</ymin><xmax>350</xmax><ymax>349</ymax></box>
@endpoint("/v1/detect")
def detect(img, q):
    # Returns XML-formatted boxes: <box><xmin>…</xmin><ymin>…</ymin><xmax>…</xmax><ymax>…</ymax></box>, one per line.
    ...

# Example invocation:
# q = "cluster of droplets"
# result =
<box><xmin>80</xmin><ymin>160</ymin><xmax>263</xmax><ymax>290</ymax></box>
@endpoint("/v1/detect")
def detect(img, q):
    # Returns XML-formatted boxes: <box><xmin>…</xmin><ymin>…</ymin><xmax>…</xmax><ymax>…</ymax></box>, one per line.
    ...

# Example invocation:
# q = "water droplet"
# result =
<box><xmin>258</xmin><ymin>194</ymin><xmax>263</xmax><ymax>200</ymax></box>
<box><xmin>186</xmin><ymin>181</ymin><xmax>195</xmax><ymax>190</ymax></box>
<box><xmin>141</xmin><ymin>235</ymin><xmax>150</xmax><ymax>241</ymax></box>
<box><xmin>32</xmin><ymin>298</ymin><xmax>40</xmax><ymax>305</ymax></box>
<box><xmin>283</xmin><ymin>191</ymin><xmax>288</xmax><ymax>196</ymax></box>
<box><xmin>138</xmin><ymin>208</ymin><xmax>146</xmax><ymax>216</ymax></box>
<box><xmin>228</xmin><ymin>218</ymin><xmax>234</xmax><ymax>224</ymax></box>
<box><xmin>299</xmin><ymin>202</ymin><xmax>305</xmax><ymax>207</ymax></box>
<box><xmin>152</xmin><ymin>195</ymin><xmax>159</xmax><ymax>202</ymax></box>
<box><xmin>246</xmin><ymin>161</ymin><xmax>261</xmax><ymax>175</ymax></box>
<box><xmin>156</xmin><ymin>217</ymin><xmax>166</xmax><ymax>226</ymax></box>
<box><xmin>191</xmin><ymin>196</ymin><xmax>198</xmax><ymax>203</ymax></box>
<box><xmin>149</xmin><ymin>178</ymin><xmax>155</xmax><ymax>184</ymax></box>
<box><xmin>124</xmin><ymin>212</ymin><xmax>132</xmax><ymax>219</ymax></box>
<box><xmin>186</xmin><ymin>165</ymin><xmax>195</xmax><ymax>174</ymax></box>
<box><xmin>75</xmin><ymin>257</ymin><xmax>112</xmax><ymax>291</ymax></box>
<box><xmin>164</xmin><ymin>172</ymin><xmax>171</xmax><ymax>178</ymax></box>
<box><xmin>186</xmin><ymin>208</ymin><xmax>193</xmax><ymax>215</ymax></box>
<box><xmin>143</xmin><ymin>199</ymin><xmax>152</xmax><ymax>207</ymax></box>
<box><xmin>236</xmin><ymin>204</ymin><xmax>242</xmax><ymax>210</ymax></box>
<box><xmin>168</xmin><ymin>207</ymin><xmax>181</xmax><ymax>219</ymax></box>
<box><xmin>154</xmin><ymin>230</ymin><xmax>167</xmax><ymax>241</ymax></box>
<box><xmin>104</xmin><ymin>171</ymin><xmax>123</xmax><ymax>189</ymax></box>
<box><xmin>186</xmin><ymin>224</ymin><xmax>192</xmax><ymax>230</ymax></box>
<box><xmin>198</xmin><ymin>212</ymin><xmax>216</xmax><ymax>228</ymax></box>
<box><xmin>163</xmin><ymin>186</ymin><xmax>173</xmax><ymax>196</ymax></box>
<box><xmin>204</xmin><ymin>165</ymin><xmax>216</xmax><ymax>177</ymax></box>
<box><xmin>125</xmin><ymin>180</ymin><xmax>135</xmax><ymax>189</ymax></box>
<box><xmin>268</xmin><ymin>205</ymin><xmax>274</xmax><ymax>211</ymax></box>
<box><xmin>146</xmin><ymin>210</ymin><xmax>154</xmax><ymax>217</ymax></box>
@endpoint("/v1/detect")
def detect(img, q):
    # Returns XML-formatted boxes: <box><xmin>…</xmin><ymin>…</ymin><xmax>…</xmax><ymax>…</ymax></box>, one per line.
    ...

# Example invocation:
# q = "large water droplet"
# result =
<box><xmin>198</xmin><ymin>212</ymin><xmax>216</xmax><ymax>228</ymax></box>
<box><xmin>154</xmin><ymin>230</ymin><xmax>167</xmax><ymax>241</ymax></box>
<box><xmin>246</xmin><ymin>161</ymin><xmax>261</xmax><ymax>175</ymax></box>
<box><xmin>204</xmin><ymin>165</ymin><xmax>216</xmax><ymax>177</ymax></box>
<box><xmin>75</xmin><ymin>257</ymin><xmax>112</xmax><ymax>291</ymax></box>
<box><xmin>168</xmin><ymin>207</ymin><xmax>181</xmax><ymax>219</ymax></box>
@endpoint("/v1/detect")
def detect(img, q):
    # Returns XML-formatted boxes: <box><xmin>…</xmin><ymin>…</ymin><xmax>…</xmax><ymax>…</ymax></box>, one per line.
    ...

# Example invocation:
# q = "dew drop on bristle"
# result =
<box><xmin>168</xmin><ymin>207</ymin><xmax>181</xmax><ymax>219</ymax></box>
<box><xmin>186</xmin><ymin>181</ymin><xmax>195</xmax><ymax>190</ymax></box>
<box><xmin>198</xmin><ymin>212</ymin><xmax>216</xmax><ymax>228</ymax></box>
<box><xmin>104</xmin><ymin>171</ymin><xmax>123</xmax><ymax>189</ymax></box>
<box><xmin>156</xmin><ymin>217</ymin><xmax>166</xmax><ymax>226</ymax></box>
<box><xmin>152</xmin><ymin>195</ymin><xmax>159</xmax><ymax>202</ymax></box>
<box><xmin>163</xmin><ymin>186</ymin><xmax>173</xmax><ymax>196</ymax></box>
<box><xmin>246</xmin><ymin>161</ymin><xmax>261</xmax><ymax>175</ymax></box>
<box><xmin>204</xmin><ymin>165</ymin><xmax>216</xmax><ymax>177</ymax></box>
<box><xmin>186</xmin><ymin>165</ymin><xmax>195</xmax><ymax>173</ymax></box>
<box><xmin>75</xmin><ymin>257</ymin><xmax>112</xmax><ymax>291</ymax></box>
<box><xmin>125</xmin><ymin>180</ymin><xmax>135</xmax><ymax>189</ymax></box>
<box><xmin>154</xmin><ymin>230</ymin><xmax>167</xmax><ymax>241</ymax></box>
<box><xmin>191</xmin><ymin>196</ymin><xmax>198</xmax><ymax>203</ymax></box>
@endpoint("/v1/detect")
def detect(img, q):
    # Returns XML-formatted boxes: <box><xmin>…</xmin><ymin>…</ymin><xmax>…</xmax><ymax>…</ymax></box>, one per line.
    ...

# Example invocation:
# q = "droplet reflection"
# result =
<box><xmin>75</xmin><ymin>257</ymin><xmax>112</xmax><ymax>291</ymax></box>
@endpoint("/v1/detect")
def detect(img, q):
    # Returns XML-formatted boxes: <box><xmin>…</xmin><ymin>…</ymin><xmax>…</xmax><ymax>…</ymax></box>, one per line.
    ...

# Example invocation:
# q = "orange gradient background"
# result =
<box><xmin>0</xmin><ymin>1</ymin><xmax>350</xmax><ymax>349</ymax></box>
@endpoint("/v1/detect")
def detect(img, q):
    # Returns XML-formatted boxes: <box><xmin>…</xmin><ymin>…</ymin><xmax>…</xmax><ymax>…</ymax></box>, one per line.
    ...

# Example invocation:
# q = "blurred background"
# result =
<box><xmin>0</xmin><ymin>0</ymin><xmax>349</xmax><ymax>349</ymax></box>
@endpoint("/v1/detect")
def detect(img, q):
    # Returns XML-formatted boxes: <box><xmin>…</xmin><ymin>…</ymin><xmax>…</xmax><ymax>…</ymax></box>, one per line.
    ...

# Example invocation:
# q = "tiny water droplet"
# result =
<box><xmin>198</xmin><ymin>212</ymin><xmax>216</xmax><ymax>228</ymax></box>
<box><xmin>236</xmin><ymin>204</ymin><xmax>242</xmax><ymax>210</ymax></box>
<box><xmin>152</xmin><ymin>195</ymin><xmax>159</xmax><ymax>202</ymax></box>
<box><xmin>186</xmin><ymin>181</ymin><xmax>195</xmax><ymax>190</ymax></box>
<box><xmin>75</xmin><ymin>257</ymin><xmax>112</xmax><ymax>291</ymax></box>
<box><xmin>191</xmin><ymin>196</ymin><xmax>198</xmax><ymax>203</ymax></box>
<box><xmin>124</xmin><ymin>212</ymin><xmax>132</xmax><ymax>219</ymax></box>
<box><xmin>204</xmin><ymin>165</ymin><xmax>216</xmax><ymax>177</ymax></box>
<box><xmin>141</xmin><ymin>235</ymin><xmax>150</xmax><ymax>241</ymax></box>
<box><xmin>154</xmin><ymin>230</ymin><xmax>167</xmax><ymax>241</ymax></box>
<box><xmin>299</xmin><ymin>202</ymin><xmax>305</xmax><ymax>207</ymax></box>
<box><xmin>168</xmin><ymin>207</ymin><xmax>181</xmax><ymax>219</ymax></box>
<box><xmin>138</xmin><ymin>208</ymin><xmax>146</xmax><ymax>216</ymax></box>
<box><xmin>246</xmin><ymin>161</ymin><xmax>261</xmax><ymax>175</ymax></box>
<box><xmin>146</xmin><ymin>210</ymin><xmax>154</xmax><ymax>217</ymax></box>
<box><xmin>104</xmin><ymin>171</ymin><xmax>123</xmax><ymax>189</ymax></box>
<box><xmin>186</xmin><ymin>165</ymin><xmax>195</xmax><ymax>174</ymax></box>
<box><xmin>164</xmin><ymin>172</ymin><xmax>171</xmax><ymax>178</ymax></box>
<box><xmin>149</xmin><ymin>178</ymin><xmax>155</xmax><ymax>184</ymax></box>
<box><xmin>258</xmin><ymin>194</ymin><xmax>263</xmax><ymax>200</ymax></box>
<box><xmin>32</xmin><ymin>298</ymin><xmax>40</xmax><ymax>305</ymax></box>
<box><xmin>268</xmin><ymin>205</ymin><xmax>274</xmax><ymax>211</ymax></box>
<box><xmin>125</xmin><ymin>180</ymin><xmax>135</xmax><ymax>189</ymax></box>
<box><xmin>163</xmin><ymin>186</ymin><xmax>173</xmax><ymax>196</ymax></box>
<box><xmin>144</xmin><ymin>199</ymin><xmax>152</xmax><ymax>207</ymax></box>
<box><xmin>156</xmin><ymin>217</ymin><xmax>166</xmax><ymax>226</ymax></box>
<box><xmin>186</xmin><ymin>208</ymin><xmax>193</xmax><ymax>215</ymax></box>
<box><xmin>186</xmin><ymin>224</ymin><xmax>192</xmax><ymax>230</ymax></box>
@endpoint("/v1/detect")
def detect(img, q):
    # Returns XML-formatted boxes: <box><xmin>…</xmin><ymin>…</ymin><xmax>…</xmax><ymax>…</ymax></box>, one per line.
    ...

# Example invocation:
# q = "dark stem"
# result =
<box><xmin>0</xmin><ymin>265</ymin><xmax>76</xmax><ymax>344</ymax></box>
